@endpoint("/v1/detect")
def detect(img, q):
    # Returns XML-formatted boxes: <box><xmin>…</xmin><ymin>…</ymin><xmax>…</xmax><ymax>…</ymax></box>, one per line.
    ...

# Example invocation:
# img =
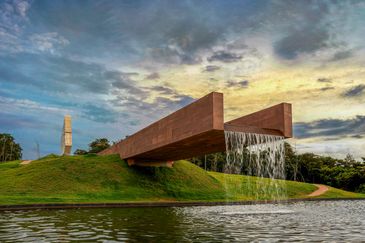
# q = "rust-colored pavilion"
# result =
<box><xmin>99</xmin><ymin>92</ymin><xmax>292</xmax><ymax>167</ymax></box>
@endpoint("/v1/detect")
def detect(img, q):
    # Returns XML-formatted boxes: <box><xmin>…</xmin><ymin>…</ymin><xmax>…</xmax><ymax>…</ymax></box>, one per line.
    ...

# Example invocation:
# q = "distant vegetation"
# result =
<box><xmin>189</xmin><ymin>142</ymin><xmax>365</xmax><ymax>193</ymax></box>
<box><xmin>0</xmin><ymin>133</ymin><xmax>22</xmax><ymax>162</ymax></box>
<box><xmin>74</xmin><ymin>138</ymin><xmax>111</xmax><ymax>155</ymax></box>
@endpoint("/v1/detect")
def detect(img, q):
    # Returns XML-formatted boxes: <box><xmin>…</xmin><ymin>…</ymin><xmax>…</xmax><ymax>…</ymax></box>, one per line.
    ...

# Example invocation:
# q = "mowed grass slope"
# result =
<box><xmin>0</xmin><ymin>154</ymin><xmax>225</xmax><ymax>204</ymax></box>
<box><xmin>0</xmin><ymin>154</ymin><xmax>364</xmax><ymax>205</ymax></box>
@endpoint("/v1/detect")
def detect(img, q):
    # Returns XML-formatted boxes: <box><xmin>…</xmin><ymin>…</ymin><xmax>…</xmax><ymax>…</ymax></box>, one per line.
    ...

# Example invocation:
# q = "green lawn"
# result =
<box><xmin>0</xmin><ymin>154</ymin><xmax>364</xmax><ymax>205</ymax></box>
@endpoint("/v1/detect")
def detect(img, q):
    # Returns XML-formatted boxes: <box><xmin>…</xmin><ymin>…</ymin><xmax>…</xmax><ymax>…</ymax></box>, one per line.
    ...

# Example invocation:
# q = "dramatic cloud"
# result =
<box><xmin>226</xmin><ymin>80</ymin><xmax>249</xmax><ymax>88</ymax></box>
<box><xmin>274</xmin><ymin>27</ymin><xmax>330</xmax><ymax>60</ymax></box>
<box><xmin>317</xmin><ymin>78</ymin><xmax>332</xmax><ymax>83</ymax></box>
<box><xmin>204</xmin><ymin>65</ymin><xmax>220</xmax><ymax>72</ymax></box>
<box><xmin>320</xmin><ymin>86</ymin><xmax>335</xmax><ymax>92</ymax></box>
<box><xmin>110</xmin><ymin>90</ymin><xmax>195</xmax><ymax>125</ymax></box>
<box><xmin>269</xmin><ymin>1</ymin><xmax>347</xmax><ymax>60</ymax></box>
<box><xmin>1</xmin><ymin>0</ymin><xmax>365</xmax><ymax>158</ymax></box>
<box><xmin>331</xmin><ymin>50</ymin><xmax>353</xmax><ymax>62</ymax></box>
<box><xmin>107</xmin><ymin>71</ymin><xmax>147</xmax><ymax>98</ymax></box>
<box><xmin>153</xmin><ymin>94</ymin><xmax>195</xmax><ymax>112</ymax></box>
<box><xmin>294</xmin><ymin>115</ymin><xmax>365</xmax><ymax>139</ymax></box>
<box><xmin>145</xmin><ymin>72</ymin><xmax>160</xmax><ymax>80</ymax></box>
<box><xmin>208</xmin><ymin>51</ymin><xmax>242</xmax><ymax>63</ymax></box>
<box><xmin>149</xmin><ymin>86</ymin><xmax>176</xmax><ymax>96</ymax></box>
<box><xmin>342</xmin><ymin>85</ymin><xmax>365</xmax><ymax>98</ymax></box>
<box><xmin>0</xmin><ymin>53</ymin><xmax>148</xmax><ymax>97</ymax></box>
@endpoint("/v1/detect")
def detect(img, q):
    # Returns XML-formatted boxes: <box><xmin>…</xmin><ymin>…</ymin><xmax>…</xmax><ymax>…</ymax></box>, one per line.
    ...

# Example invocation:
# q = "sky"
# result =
<box><xmin>0</xmin><ymin>0</ymin><xmax>364</xmax><ymax>160</ymax></box>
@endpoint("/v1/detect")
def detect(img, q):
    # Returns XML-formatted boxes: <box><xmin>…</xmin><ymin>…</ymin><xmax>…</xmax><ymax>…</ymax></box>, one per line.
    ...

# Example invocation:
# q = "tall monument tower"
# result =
<box><xmin>61</xmin><ymin>115</ymin><xmax>72</xmax><ymax>155</ymax></box>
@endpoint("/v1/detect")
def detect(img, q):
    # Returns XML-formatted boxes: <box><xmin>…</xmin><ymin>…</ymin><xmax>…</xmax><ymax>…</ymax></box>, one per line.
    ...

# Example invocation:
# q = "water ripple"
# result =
<box><xmin>0</xmin><ymin>200</ymin><xmax>365</xmax><ymax>242</ymax></box>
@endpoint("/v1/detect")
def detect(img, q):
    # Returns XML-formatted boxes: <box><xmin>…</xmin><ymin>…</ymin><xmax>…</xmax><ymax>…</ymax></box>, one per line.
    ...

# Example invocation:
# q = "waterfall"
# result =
<box><xmin>224</xmin><ymin>131</ymin><xmax>286</xmax><ymax>200</ymax></box>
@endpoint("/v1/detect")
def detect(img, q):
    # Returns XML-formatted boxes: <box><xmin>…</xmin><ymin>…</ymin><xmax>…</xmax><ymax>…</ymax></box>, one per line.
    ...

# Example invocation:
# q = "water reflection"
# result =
<box><xmin>0</xmin><ymin>200</ymin><xmax>364</xmax><ymax>242</ymax></box>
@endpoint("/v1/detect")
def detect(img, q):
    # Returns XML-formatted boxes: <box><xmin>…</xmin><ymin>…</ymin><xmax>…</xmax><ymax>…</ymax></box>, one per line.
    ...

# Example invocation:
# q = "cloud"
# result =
<box><xmin>30</xmin><ymin>32</ymin><xmax>69</xmax><ymax>53</ymax></box>
<box><xmin>320</xmin><ymin>86</ymin><xmax>335</xmax><ymax>92</ymax></box>
<box><xmin>145</xmin><ymin>72</ymin><xmax>160</xmax><ymax>80</ymax></box>
<box><xmin>0</xmin><ymin>96</ymin><xmax>70</xmax><ymax>114</ymax></box>
<box><xmin>331</xmin><ymin>50</ymin><xmax>353</xmax><ymax>62</ymax></box>
<box><xmin>14</xmin><ymin>0</ymin><xmax>30</xmax><ymax>17</ymax></box>
<box><xmin>81</xmin><ymin>104</ymin><xmax>118</xmax><ymax>123</ymax></box>
<box><xmin>274</xmin><ymin>26</ymin><xmax>330</xmax><ymax>60</ymax></box>
<box><xmin>0</xmin><ymin>52</ymin><xmax>153</xmax><ymax>126</ymax></box>
<box><xmin>111</xmin><ymin>83</ymin><xmax>195</xmax><ymax>121</ymax></box>
<box><xmin>342</xmin><ymin>84</ymin><xmax>365</xmax><ymax>98</ymax></box>
<box><xmin>351</xmin><ymin>135</ymin><xmax>363</xmax><ymax>139</ymax></box>
<box><xmin>106</xmin><ymin>70</ymin><xmax>196</xmax><ymax>123</ymax></box>
<box><xmin>208</xmin><ymin>51</ymin><xmax>242</xmax><ymax>63</ymax></box>
<box><xmin>0</xmin><ymin>2</ymin><xmax>68</xmax><ymax>55</ymax></box>
<box><xmin>294</xmin><ymin>115</ymin><xmax>365</xmax><ymax>139</ymax></box>
<box><xmin>171</xmin><ymin>94</ymin><xmax>194</xmax><ymax>107</ymax></box>
<box><xmin>0</xmin><ymin>53</ymin><xmax>147</xmax><ymax>97</ymax></box>
<box><xmin>152</xmin><ymin>94</ymin><xmax>195</xmax><ymax>114</ymax></box>
<box><xmin>149</xmin><ymin>86</ymin><xmax>176</xmax><ymax>96</ymax></box>
<box><xmin>106</xmin><ymin>71</ymin><xmax>147</xmax><ymax>98</ymax></box>
<box><xmin>27</xmin><ymin>1</ymin><xmax>258</xmax><ymax>65</ymax></box>
<box><xmin>0</xmin><ymin>0</ymin><xmax>31</xmax><ymax>53</ymax></box>
<box><xmin>2</xmin><ymin>0</ymin><xmax>361</xmax><ymax>67</ymax></box>
<box><xmin>317</xmin><ymin>78</ymin><xmax>332</xmax><ymax>83</ymax></box>
<box><xmin>2</xmin><ymin>0</ymin><xmax>365</xmax><ymax>159</ymax></box>
<box><xmin>145</xmin><ymin>46</ymin><xmax>202</xmax><ymax>65</ymax></box>
<box><xmin>269</xmin><ymin>1</ymin><xmax>341</xmax><ymax>60</ymax></box>
<box><xmin>204</xmin><ymin>65</ymin><xmax>220</xmax><ymax>72</ymax></box>
<box><xmin>226</xmin><ymin>80</ymin><xmax>249</xmax><ymax>88</ymax></box>
<box><xmin>0</xmin><ymin>112</ymin><xmax>51</xmax><ymax>130</ymax></box>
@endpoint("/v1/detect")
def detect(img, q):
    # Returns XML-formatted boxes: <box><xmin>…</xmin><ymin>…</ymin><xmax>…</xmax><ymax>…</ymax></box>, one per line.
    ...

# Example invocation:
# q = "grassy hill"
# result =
<box><xmin>0</xmin><ymin>154</ymin><xmax>364</xmax><ymax>205</ymax></box>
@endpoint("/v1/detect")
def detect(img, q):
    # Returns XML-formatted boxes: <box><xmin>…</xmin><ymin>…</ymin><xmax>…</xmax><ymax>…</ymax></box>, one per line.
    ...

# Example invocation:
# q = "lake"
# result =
<box><xmin>1</xmin><ymin>200</ymin><xmax>364</xmax><ymax>242</ymax></box>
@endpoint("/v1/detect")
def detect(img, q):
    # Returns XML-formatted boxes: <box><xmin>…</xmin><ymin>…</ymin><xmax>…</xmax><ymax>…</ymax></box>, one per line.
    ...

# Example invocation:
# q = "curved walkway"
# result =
<box><xmin>20</xmin><ymin>160</ymin><xmax>32</xmax><ymax>165</ymax></box>
<box><xmin>308</xmin><ymin>184</ymin><xmax>329</xmax><ymax>197</ymax></box>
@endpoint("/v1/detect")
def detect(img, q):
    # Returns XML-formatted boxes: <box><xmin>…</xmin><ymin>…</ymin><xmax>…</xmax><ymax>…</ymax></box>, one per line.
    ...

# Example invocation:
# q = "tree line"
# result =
<box><xmin>0</xmin><ymin>133</ymin><xmax>22</xmax><ymax>162</ymax></box>
<box><xmin>188</xmin><ymin>142</ymin><xmax>365</xmax><ymax>193</ymax></box>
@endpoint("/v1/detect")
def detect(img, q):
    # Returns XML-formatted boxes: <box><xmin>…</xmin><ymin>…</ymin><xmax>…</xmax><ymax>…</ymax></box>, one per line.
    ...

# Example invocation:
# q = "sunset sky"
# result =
<box><xmin>1</xmin><ymin>0</ymin><xmax>364</xmax><ymax>159</ymax></box>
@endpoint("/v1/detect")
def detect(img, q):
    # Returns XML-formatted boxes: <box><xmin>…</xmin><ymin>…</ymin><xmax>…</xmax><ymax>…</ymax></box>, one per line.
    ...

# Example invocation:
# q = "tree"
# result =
<box><xmin>74</xmin><ymin>149</ymin><xmax>88</xmax><ymax>155</ymax></box>
<box><xmin>0</xmin><ymin>133</ymin><xmax>22</xmax><ymax>162</ymax></box>
<box><xmin>343</xmin><ymin>153</ymin><xmax>356</xmax><ymax>167</ymax></box>
<box><xmin>88</xmin><ymin>138</ymin><xmax>110</xmax><ymax>154</ymax></box>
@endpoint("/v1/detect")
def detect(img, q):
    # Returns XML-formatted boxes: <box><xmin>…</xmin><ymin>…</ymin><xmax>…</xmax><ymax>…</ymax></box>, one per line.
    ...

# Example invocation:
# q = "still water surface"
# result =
<box><xmin>0</xmin><ymin>200</ymin><xmax>365</xmax><ymax>242</ymax></box>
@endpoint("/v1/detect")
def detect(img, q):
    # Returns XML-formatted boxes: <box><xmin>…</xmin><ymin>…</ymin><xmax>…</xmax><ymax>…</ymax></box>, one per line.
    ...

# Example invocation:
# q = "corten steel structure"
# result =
<box><xmin>61</xmin><ymin>115</ymin><xmax>72</xmax><ymax>155</ymax></box>
<box><xmin>99</xmin><ymin>92</ymin><xmax>292</xmax><ymax>166</ymax></box>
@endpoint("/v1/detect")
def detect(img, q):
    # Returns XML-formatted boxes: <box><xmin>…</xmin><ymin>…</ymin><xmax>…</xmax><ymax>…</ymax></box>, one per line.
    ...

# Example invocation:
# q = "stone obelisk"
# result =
<box><xmin>61</xmin><ymin>115</ymin><xmax>72</xmax><ymax>155</ymax></box>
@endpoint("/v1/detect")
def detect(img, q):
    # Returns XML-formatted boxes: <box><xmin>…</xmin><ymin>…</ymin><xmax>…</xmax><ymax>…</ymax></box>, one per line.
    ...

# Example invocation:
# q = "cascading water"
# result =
<box><xmin>224</xmin><ymin>131</ymin><xmax>286</xmax><ymax>201</ymax></box>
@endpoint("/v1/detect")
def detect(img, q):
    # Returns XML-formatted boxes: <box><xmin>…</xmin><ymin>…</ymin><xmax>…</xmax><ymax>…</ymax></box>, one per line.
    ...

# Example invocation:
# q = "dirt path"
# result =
<box><xmin>20</xmin><ymin>160</ymin><xmax>32</xmax><ymax>165</ymax></box>
<box><xmin>308</xmin><ymin>184</ymin><xmax>329</xmax><ymax>197</ymax></box>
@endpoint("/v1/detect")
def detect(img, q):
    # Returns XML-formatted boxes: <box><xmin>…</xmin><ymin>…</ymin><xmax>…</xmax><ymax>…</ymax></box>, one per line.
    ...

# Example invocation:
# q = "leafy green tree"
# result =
<box><xmin>0</xmin><ymin>133</ymin><xmax>22</xmax><ymax>162</ymax></box>
<box><xmin>74</xmin><ymin>149</ymin><xmax>88</xmax><ymax>155</ymax></box>
<box><xmin>188</xmin><ymin>152</ymin><xmax>226</xmax><ymax>172</ymax></box>
<box><xmin>358</xmin><ymin>184</ymin><xmax>365</xmax><ymax>193</ymax></box>
<box><xmin>88</xmin><ymin>138</ymin><xmax>110</xmax><ymax>154</ymax></box>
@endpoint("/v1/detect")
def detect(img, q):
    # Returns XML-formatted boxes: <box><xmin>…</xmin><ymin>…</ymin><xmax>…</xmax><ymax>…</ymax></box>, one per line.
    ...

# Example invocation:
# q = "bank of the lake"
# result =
<box><xmin>0</xmin><ymin>154</ymin><xmax>364</xmax><ymax>206</ymax></box>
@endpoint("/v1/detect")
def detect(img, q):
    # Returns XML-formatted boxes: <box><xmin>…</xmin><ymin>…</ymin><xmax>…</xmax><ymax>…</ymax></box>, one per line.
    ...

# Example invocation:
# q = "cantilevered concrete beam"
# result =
<box><xmin>99</xmin><ymin>92</ymin><xmax>292</xmax><ymax>166</ymax></box>
<box><xmin>224</xmin><ymin>103</ymin><xmax>292</xmax><ymax>138</ymax></box>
